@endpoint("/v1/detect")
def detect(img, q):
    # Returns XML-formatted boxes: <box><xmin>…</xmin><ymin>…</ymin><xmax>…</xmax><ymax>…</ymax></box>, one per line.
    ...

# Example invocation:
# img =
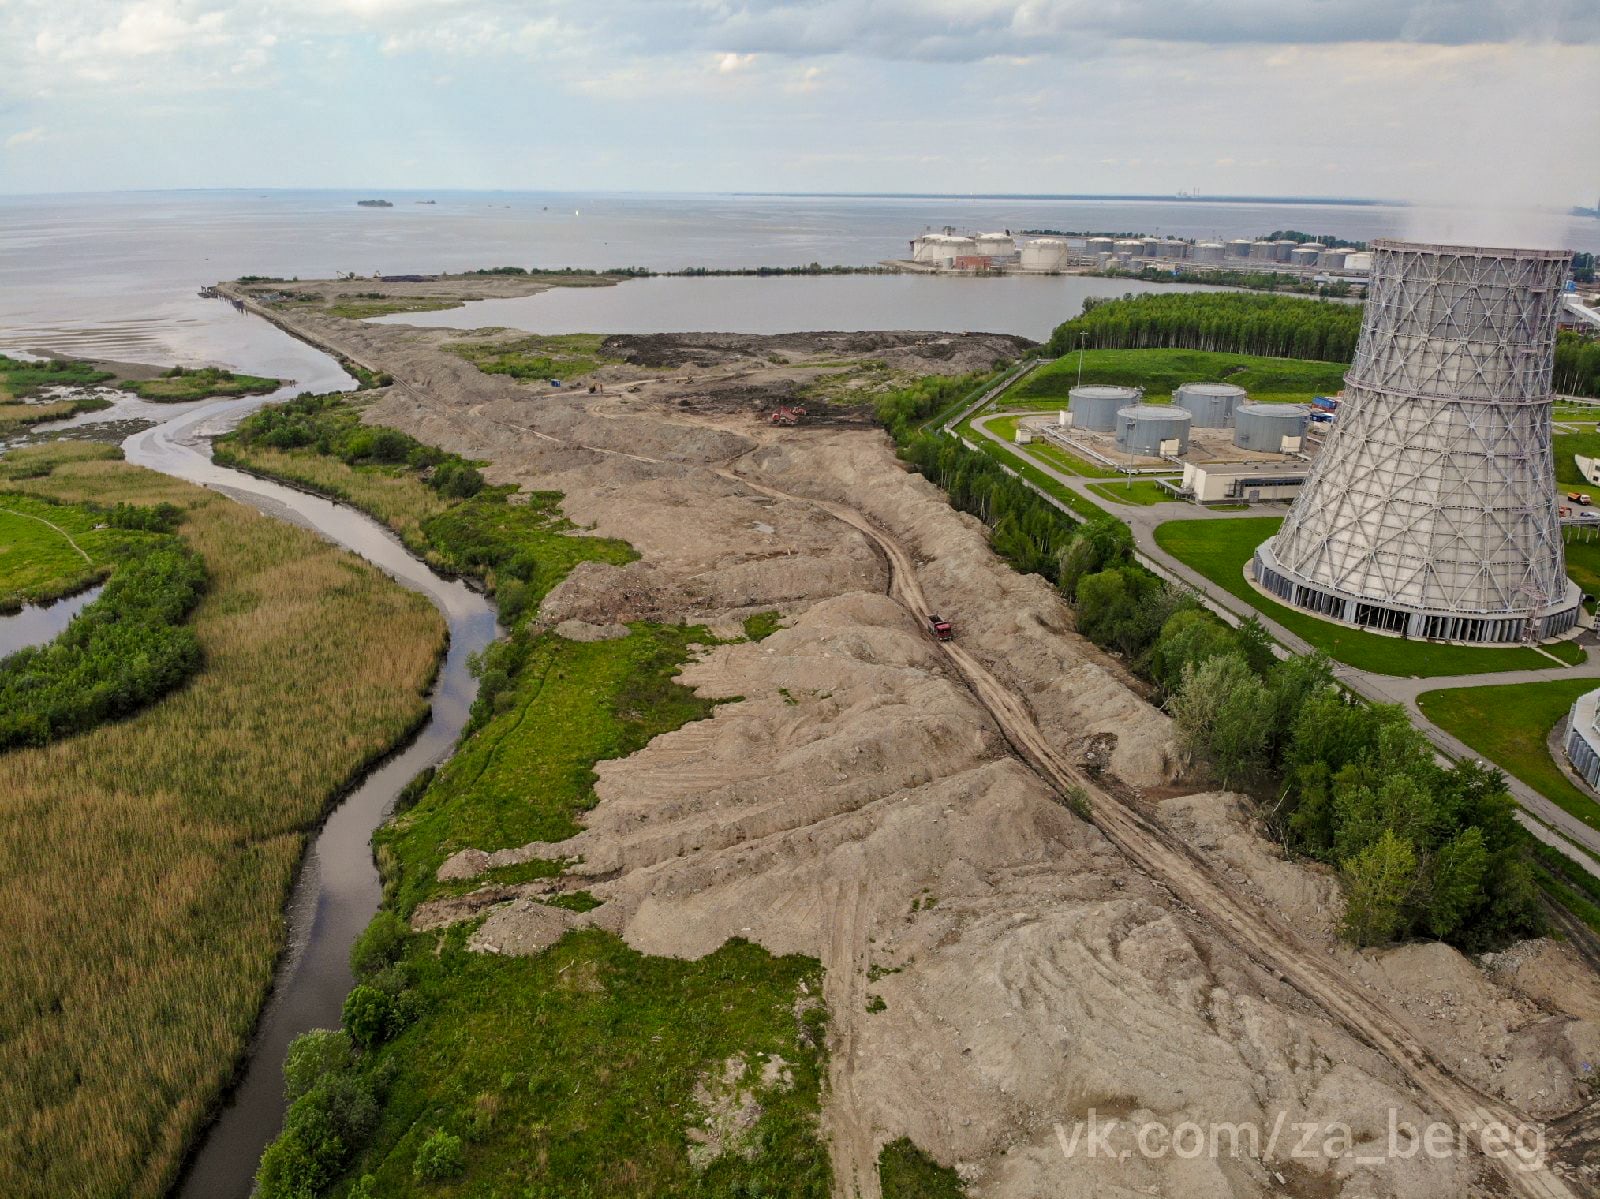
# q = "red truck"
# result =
<box><xmin>926</xmin><ymin>613</ymin><xmax>953</xmax><ymax>641</ymax></box>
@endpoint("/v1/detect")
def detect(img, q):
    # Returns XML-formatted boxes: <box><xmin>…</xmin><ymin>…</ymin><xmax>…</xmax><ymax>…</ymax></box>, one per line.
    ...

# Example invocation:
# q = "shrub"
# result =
<box><xmin>413</xmin><ymin>1129</ymin><xmax>466</xmax><ymax>1182</ymax></box>
<box><xmin>350</xmin><ymin>911</ymin><xmax>408</xmax><ymax>978</ymax></box>
<box><xmin>343</xmin><ymin>983</ymin><xmax>400</xmax><ymax>1047</ymax></box>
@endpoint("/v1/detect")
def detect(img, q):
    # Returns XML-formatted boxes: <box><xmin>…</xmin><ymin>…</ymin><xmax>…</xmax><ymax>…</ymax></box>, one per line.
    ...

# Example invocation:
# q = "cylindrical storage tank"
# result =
<box><xmin>1272</xmin><ymin>239</ymin><xmax>1298</xmax><ymax>262</ymax></box>
<box><xmin>1019</xmin><ymin>238</ymin><xmax>1069</xmax><ymax>271</ymax></box>
<box><xmin>1086</xmin><ymin>237</ymin><xmax>1115</xmax><ymax>254</ymax></box>
<box><xmin>1226</xmin><ymin>238</ymin><xmax>1253</xmax><ymax>258</ymax></box>
<box><xmin>1116</xmin><ymin>404</ymin><xmax>1191</xmax><ymax>456</ymax></box>
<box><xmin>1290</xmin><ymin>246</ymin><xmax>1322</xmax><ymax>268</ymax></box>
<box><xmin>1161</xmin><ymin>239</ymin><xmax>1189</xmax><ymax>259</ymax></box>
<box><xmin>1193</xmin><ymin>241</ymin><xmax>1225</xmax><ymax>263</ymax></box>
<box><xmin>1250</xmin><ymin>240</ymin><xmax>1277</xmax><ymax>261</ymax></box>
<box><xmin>1140</xmin><ymin>238</ymin><xmax>1162</xmax><ymax>256</ymax></box>
<box><xmin>1342</xmin><ymin>251</ymin><xmax>1373</xmax><ymax>273</ymax></box>
<box><xmin>1175</xmin><ymin>381</ymin><xmax>1247</xmax><ymax>427</ymax></box>
<box><xmin>1318</xmin><ymin>248</ymin><xmax>1348</xmax><ymax>270</ymax></box>
<box><xmin>1068</xmin><ymin>384</ymin><xmax>1140</xmax><ymax>431</ymax></box>
<box><xmin>975</xmin><ymin>232</ymin><xmax>1015</xmax><ymax>258</ymax></box>
<box><xmin>1234</xmin><ymin>402</ymin><xmax>1309</xmax><ymax>452</ymax></box>
<box><xmin>1114</xmin><ymin>239</ymin><xmax>1144</xmax><ymax>256</ymax></box>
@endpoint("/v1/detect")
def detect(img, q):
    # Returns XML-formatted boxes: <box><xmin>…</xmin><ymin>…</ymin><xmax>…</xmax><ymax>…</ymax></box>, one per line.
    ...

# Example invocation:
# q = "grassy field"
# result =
<box><xmin>0</xmin><ymin>491</ymin><xmax>122</xmax><ymax>608</ymax></box>
<box><xmin>1087</xmin><ymin>479</ymin><xmax>1180</xmax><ymax>506</ymax></box>
<box><xmin>1011</xmin><ymin>348</ymin><xmax>1348</xmax><ymax>406</ymax></box>
<box><xmin>1565</xmin><ymin>533</ymin><xmax>1600</xmax><ymax>600</ymax></box>
<box><xmin>977</xmin><ymin>414</ymin><xmax>1120</xmax><ymax>478</ymax></box>
<box><xmin>122</xmin><ymin>366</ymin><xmax>280</xmax><ymax>402</ymax></box>
<box><xmin>444</xmin><ymin>332</ymin><xmax>616</xmax><ymax>382</ymax></box>
<box><xmin>213</xmin><ymin>442</ymin><xmax>451</xmax><ymax>555</ymax></box>
<box><xmin>0</xmin><ymin>443</ymin><xmax>445</xmax><ymax>1199</ymax></box>
<box><xmin>879</xmin><ymin>1139</ymin><xmax>967</xmax><ymax>1198</ymax></box>
<box><xmin>1417</xmin><ymin>679</ymin><xmax>1600</xmax><ymax>831</ymax></box>
<box><xmin>1153</xmin><ymin>517</ymin><xmax>1577</xmax><ymax>675</ymax></box>
<box><xmin>955</xmin><ymin>428</ymin><xmax>1106</xmax><ymax>521</ymax></box>
<box><xmin>326</xmin><ymin>296</ymin><xmax>463</xmax><ymax>319</ymax></box>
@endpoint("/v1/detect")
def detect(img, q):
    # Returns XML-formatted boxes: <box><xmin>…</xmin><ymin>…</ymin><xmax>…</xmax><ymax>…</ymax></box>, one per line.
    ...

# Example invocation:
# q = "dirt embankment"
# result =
<box><xmin>256</xmin><ymin>302</ymin><xmax>1600</xmax><ymax>1199</ymax></box>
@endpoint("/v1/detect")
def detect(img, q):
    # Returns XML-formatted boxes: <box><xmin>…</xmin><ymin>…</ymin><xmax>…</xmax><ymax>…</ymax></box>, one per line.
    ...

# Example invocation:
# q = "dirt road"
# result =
<box><xmin>721</xmin><ymin>466</ymin><xmax>1579</xmax><ymax>1199</ymax></box>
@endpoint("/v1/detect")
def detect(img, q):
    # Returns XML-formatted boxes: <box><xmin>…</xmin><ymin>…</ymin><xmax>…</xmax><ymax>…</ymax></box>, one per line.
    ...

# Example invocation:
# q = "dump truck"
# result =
<box><xmin>1569</xmin><ymin>491</ymin><xmax>1592</xmax><ymax>506</ymax></box>
<box><xmin>926</xmin><ymin>613</ymin><xmax>952</xmax><ymax>641</ymax></box>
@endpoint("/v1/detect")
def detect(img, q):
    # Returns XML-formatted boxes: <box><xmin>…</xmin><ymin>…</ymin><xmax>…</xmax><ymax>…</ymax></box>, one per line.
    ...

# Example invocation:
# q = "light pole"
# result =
<box><xmin>1076</xmin><ymin>331</ymin><xmax>1089</xmax><ymax>387</ymax></box>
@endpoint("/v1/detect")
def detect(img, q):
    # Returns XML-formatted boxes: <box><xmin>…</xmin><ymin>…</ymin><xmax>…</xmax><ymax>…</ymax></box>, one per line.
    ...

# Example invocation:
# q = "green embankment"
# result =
<box><xmin>239</xmin><ymin>397</ymin><xmax>834</xmax><ymax>1198</ymax></box>
<box><xmin>0</xmin><ymin>492</ymin><xmax>118</xmax><ymax>608</ymax></box>
<box><xmin>445</xmin><ymin>333</ymin><xmax>616</xmax><ymax>382</ymax></box>
<box><xmin>1417</xmin><ymin>680</ymin><xmax>1600</xmax><ymax>832</ymax></box>
<box><xmin>122</xmin><ymin>366</ymin><xmax>280</xmax><ymax>402</ymax></box>
<box><xmin>1010</xmin><ymin>348</ymin><xmax>1348</xmax><ymax>406</ymax></box>
<box><xmin>1153</xmin><ymin>517</ymin><xmax>1578</xmax><ymax>675</ymax></box>
<box><xmin>879</xmin><ymin>1139</ymin><xmax>967</xmax><ymax>1198</ymax></box>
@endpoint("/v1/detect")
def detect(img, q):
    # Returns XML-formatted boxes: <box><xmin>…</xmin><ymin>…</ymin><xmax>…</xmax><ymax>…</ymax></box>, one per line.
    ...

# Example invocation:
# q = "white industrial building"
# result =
<box><xmin>1254</xmin><ymin>239</ymin><xmax>1581</xmax><ymax>643</ymax></box>
<box><xmin>1565</xmin><ymin>688</ymin><xmax>1600</xmax><ymax>792</ymax></box>
<box><xmin>1178</xmin><ymin>461</ymin><xmax>1311</xmax><ymax>503</ymax></box>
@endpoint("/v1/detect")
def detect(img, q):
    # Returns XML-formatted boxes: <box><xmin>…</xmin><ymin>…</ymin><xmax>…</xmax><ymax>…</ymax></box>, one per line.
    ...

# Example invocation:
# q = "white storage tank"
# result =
<box><xmin>1234</xmin><ymin>402</ymin><xmax>1310</xmax><ymax>452</ymax></box>
<box><xmin>1068</xmin><ymin>384</ymin><xmax>1141</xmax><ymax>431</ymax></box>
<box><xmin>1140</xmin><ymin>238</ymin><xmax>1162</xmax><ymax>256</ymax></box>
<box><xmin>1086</xmin><ymin>237</ymin><xmax>1115</xmax><ymax>255</ymax></box>
<box><xmin>1019</xmin><ymin>238</ymin><xmax>1070</xmax><ymax>271</ymax></box>
<box><xmin>1318</xmin><ymin>248</ymin><xmax>1349</xmax><ymax>270</ymax></box>
<box><xmin>1226</xmin><ymin>239</ymin><xmax>1253</xmax><ymax>258</ymax></box>
<box><xmin>1192</xmin><ymin>241</ymin><xmax>1226</xmax><ymax>264</ymax></box>
<box><xmin>1116</xmin><ymin>404</ymin><xmax>1192</xmax><ymax>456</ymax></box>
<box><xmin>1175</xmin><ymin>381</ymin><xmax>1247</xmax><ymax>427</ymax></box>
<box><xmin>974</xmin><ymin>231</ymin><xmax>1016</xmax><ymax>259</ymax></box>
<box><xmin>1272</xmin><ymin>239</ymin><xmax>1298</xmax><ymax>262</ymax></box>
<box><xmin>1249</xmin><ymin>240</ymin><xmax>1277</xmax><ymax>261</ymax></box>
<box><xmin>1342</xmin><ymin>250</ymin><xmax>1373</xmax><ymax>273</ymax></box>
<box><xmin>1162</xmin><ymin>239</ymin><xmax>1190</xmax><ymax>259</ymax></box>
<box><xmin>1290</xmin><ymin>245</ymin><xmax>1323</xmax><ymax>268</ymax></box>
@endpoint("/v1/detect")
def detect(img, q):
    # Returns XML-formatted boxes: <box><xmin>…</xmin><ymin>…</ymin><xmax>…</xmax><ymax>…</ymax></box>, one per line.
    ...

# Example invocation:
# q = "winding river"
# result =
<box><xmin>23</xmin><ymin>356</ymin><xmax>497</xmax><ymax>1195</ymax></box>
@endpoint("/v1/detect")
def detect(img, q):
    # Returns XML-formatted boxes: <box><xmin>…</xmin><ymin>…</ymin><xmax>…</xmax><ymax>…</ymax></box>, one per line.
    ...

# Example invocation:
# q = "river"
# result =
<box><xmin>26</xmin><ymin>353</ymin><xmax>499</xmax><ymax>1196</ymax></box>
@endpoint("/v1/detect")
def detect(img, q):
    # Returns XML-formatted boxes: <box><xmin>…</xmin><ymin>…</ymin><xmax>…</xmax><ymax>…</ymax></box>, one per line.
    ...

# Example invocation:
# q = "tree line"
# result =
<box><xmin>1096</xmin><ymin>265</ymin><xmax>1355</xmax><ymax>299</ymax></box>
<box><xmin>878</xmin><ymin>385</ymin><xmax>1543</xmax><ymax>951</ymax></box>
<box><xmin>1045</xmin><ymin>292</ymin><xmax>1363</xmax><ymax>362</ymax></box>
<box><xmin>1556</xmin><ymin>330</ymin><xmax>1600</xmax><ymax>399</ymax></box>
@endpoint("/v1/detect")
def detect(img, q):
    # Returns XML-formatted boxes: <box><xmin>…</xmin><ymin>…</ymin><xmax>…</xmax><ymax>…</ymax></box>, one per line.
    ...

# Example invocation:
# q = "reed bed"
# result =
<box><xmin>0</xmin><ymin>445</ymin><xmax>445</xmax><ymax>1199</ymax></box>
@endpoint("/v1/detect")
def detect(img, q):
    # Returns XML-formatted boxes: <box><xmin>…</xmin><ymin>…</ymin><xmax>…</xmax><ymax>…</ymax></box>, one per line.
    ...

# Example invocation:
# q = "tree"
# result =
<box><xmin>1148</xmin><ymin>607</ymin><xmax>1238</xmax><ymax>695</ymax></box>
<box><xmin>1341</xmin><ymin>829</ymin><xmax>1419</xmax><ymax>946</ymax></box>
<box><xmin>1427</xmin><ymin>826</ymin><xmax>1488</xmax><ymax>940</ymax></box>
<box><xmin>1169</xmin><ymin>653</ymin><xmax>1272</xmax><ymax>787</ymax></box>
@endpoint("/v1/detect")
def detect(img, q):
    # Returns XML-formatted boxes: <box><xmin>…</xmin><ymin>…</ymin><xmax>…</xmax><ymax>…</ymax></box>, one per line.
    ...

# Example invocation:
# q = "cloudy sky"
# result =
<box><xmin>1</xmin><ymin>0</ymin><xmax>1596</xmax><ymax>204</ymax></box>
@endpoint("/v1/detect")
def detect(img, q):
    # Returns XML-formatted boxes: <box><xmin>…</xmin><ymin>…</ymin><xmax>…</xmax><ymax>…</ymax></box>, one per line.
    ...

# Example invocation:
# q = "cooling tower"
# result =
<box><xmin>1253</xmin><ymin>239</ymin><xmax>1580</xmax><ymax>644</ymax></box>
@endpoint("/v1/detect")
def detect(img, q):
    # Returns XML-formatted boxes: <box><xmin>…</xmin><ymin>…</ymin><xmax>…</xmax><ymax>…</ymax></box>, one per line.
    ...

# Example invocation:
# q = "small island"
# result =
<box><xmin>356</xmin><ymin>199</ymin><xmax>393</xmax><ymax>208</ymax></box>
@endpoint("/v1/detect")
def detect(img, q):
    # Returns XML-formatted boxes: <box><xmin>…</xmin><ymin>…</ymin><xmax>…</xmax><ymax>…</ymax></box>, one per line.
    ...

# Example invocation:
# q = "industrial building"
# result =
<box><xmin>1116</xmin><ymin>404</ymin><xmax>1191</xmax><ymax>456</ymax></box>
<box><xmin>1565</xmin><ymin>688</ymin><xmax>1600</xmax><ymax>792</ymax></box>
<box><xmin>1177</xmin><ymin>460</ymin><xmax>1311</xmax><ymax>503</ymax></box>
<box><xmin>1067</xmin><ymin>384</ymin><xmax>1141</xmax><ymax>430</ymax></box>
<box><xmin>1254</xmin><ymin>239</ymin><xmax>1581</xmax><ymax>644</ymax></box>
<box><xmin>1175</xmin><ymin>381</ymin><xmax>1246</xmax><ymax>427</ymax></box>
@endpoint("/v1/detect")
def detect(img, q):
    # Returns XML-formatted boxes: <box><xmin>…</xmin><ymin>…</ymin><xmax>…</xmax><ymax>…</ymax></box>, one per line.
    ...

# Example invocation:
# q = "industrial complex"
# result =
<box><xmin>906</xmin><ymin>226</ymin><xmax>1375</xmax><ymax>284</ymax></box>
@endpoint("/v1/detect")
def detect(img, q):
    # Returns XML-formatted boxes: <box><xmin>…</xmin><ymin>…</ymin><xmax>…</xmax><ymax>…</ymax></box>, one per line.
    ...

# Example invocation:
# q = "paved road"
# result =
<box><xmin>965</xmin><ymin>410</ymin><xmax>1600</xmax><ymax>866</ymax></box>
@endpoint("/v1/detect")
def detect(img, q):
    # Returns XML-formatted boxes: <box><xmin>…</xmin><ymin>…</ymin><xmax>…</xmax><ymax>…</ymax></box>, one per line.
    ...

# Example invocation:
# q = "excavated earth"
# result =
<box><xmin>234</xmin><ymin>285</ymin><xmax>1600</xmax><ymax>1199</ymax></box>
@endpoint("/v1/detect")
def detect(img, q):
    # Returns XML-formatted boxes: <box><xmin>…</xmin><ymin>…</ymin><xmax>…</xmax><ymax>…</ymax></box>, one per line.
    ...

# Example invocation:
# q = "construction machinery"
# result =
<box><xmin>926</xmin><ymin>613</ymin><xmax>953</xmax><ymax>641</ymax></box>
<box><xmin>770</xmin><ymin>405</ymin><xmax>807</xmax><ymax>426</ymax></box>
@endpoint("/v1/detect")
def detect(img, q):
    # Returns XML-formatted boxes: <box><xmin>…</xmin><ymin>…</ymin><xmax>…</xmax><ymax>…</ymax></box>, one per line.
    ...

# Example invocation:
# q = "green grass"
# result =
<box><xmin>957</xmin><ymin>431</ymin><xmax>1106</xmax><ymax>521</ymax></box>
<box><xmin>976</xmin><ymin>414</ymin><xmax>1119</xmax><ymax>478</ymax></box>
<box><xmin>0</xmin><ymin>493</ymin><xmax>122</xmax><ymax>608</ymax></box>
<box><xmin>1556</xmin><ymin>431</ymin><xmax>1600</xmax><ymax>487</ymax></box>
<box><xmin>1011</xmin><ymin>348</ymin><xmax>1348</xmax><ymax>406</ymax></box>
<box><xmin>445</xmin><ymin>333</ymin><xmax>616</xmax><ymax>382</ymax></box>
<box><xmin>879</xmin><ymin>1138</ymin><xmax>966</xmax><ymax>1199</ymax></box>
<box><xmin>1086</xmin><ymin>479</ymin><xmax>1180</xmax><ymax>506</ymax></box>
<box><xmin>743</xmin><ymin>610</ymin><xmax>782</xmax><ymax>640</ymax></box>
<box><xmin>1153</xmin><ymin>517</ymin><xmax>1576</xmax><ymax>675</ymax></box>
<box><xmin>0</xmin><ymin>353</ymin><xmax>114</xmax><ymax>403</ymax></box>
<box><xmin>337</xmin><ymin>928</ymin><xmax>830</xmax><ymax>1199</ymax></box>
<box><xmin>326</xmin><ymin>296</ymin><xmax>463</xmax><ymax>319</ymax></box>
<box><xmin>122</xmin><ymin>366</ymin><xmax>280</xmax><ymax>403</ymax></box>
<box><xmin>1417</xmin><ymin>679</ymin><xmax>1600</xmax><ymax>831</ymax></box>
<box><xmin>1565</xmin><ymin>534</ymin><xmax>1600</xmax><ymax>599</ymax></box>
<box><xmin>380</xmin><ymin>626</ymin><xmax>715</xmax><ymax>917</ymax></box>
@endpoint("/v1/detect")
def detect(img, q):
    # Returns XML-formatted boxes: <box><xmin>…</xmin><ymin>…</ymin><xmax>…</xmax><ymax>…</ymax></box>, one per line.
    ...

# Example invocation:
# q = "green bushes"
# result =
<box><xmin>1045</xmin><ymin>292</ymin><xmax>1362</xmax><ymax>362</ymax></box>
<box><xmin>1555</xmin><ymin>331</ymin><xmax>1600</xmax><ymax>399</ymax></box>
<box><xmin>874</xmin><ymin>371</ymin><xmax>992</xmax><ymax>442</ymax></box>
<box><xmin>879</xmin><ymin>1138</ymin><xmax>966</xmax><ymax>1198</ymax></box>
<box><xmin>256</xmin><ymin>1031</ymin><xmax>384</xmax><ymax>1199</ymax></box>
<box><xmin>0</xmin><ymin>537</ymin><xmax>206</xmax><ymax>749</ymax></box>
<box><xmin>411</xmin><ymin>1130</ymin><xmax>464</xmax><ymax>1182</ymax></box>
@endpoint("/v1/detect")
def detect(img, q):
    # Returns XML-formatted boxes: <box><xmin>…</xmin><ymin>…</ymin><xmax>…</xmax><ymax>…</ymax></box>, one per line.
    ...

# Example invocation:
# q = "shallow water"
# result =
<box><xmin>367</xmin><ymin>271</ymin><xmax>1235</xmax><ymax>341</ymax></box>
<box><xmin>0</xmin><ymin>584</ymin><xmax>102</xmax><ymax>658</ymax></box>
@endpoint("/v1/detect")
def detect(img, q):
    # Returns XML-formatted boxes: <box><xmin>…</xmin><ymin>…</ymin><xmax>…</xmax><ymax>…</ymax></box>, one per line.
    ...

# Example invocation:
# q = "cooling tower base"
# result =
<box><xmin>1252</xmin><ymin>543</ymin><xmax>1582</xmax><ymax>645</ymax></box>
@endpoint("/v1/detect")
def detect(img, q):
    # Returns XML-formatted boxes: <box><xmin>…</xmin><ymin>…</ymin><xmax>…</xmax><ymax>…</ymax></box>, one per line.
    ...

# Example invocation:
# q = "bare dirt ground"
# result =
<box><xmin>228</xmin><ymin>282</ymin><xmax>1600</xmax><ymax>1199</ymax></box>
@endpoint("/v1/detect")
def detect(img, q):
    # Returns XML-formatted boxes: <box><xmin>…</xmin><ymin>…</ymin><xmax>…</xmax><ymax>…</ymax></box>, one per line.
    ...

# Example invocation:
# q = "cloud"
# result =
<box><xmin>4</xmin><ymin>126</ymin><xmax>46</xmax><ymax>149</ymax></box>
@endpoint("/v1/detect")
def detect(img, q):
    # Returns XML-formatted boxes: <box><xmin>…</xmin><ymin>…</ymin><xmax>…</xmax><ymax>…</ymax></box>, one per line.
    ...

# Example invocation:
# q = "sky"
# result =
<box><xmin>1</xmin><ymin>0</ymin><xmax>1597</xmax><ymax>208</ymax></box>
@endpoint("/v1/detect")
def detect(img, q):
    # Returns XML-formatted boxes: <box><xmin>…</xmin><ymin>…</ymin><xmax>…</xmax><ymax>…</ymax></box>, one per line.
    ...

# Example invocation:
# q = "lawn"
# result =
<box><xmin>1153</xmin><ymin>516</ymin><xmax>1576</xmax><ymax>675</ymax></box>
<box><xmin>327</xmin><ymin>296</ymin><xmax>464</xmax><ymax>319</ymax></box>
<box><xmin>958</xmin><ymin>431</ymin><xmax>1106</xmax><ymax>521</ymax></box>
<box><xmin>445</xmin><ymin>332</ymin><xmax>616</xmax><ymax>382</ymax></box>
<box><xmin>1564</xmin><ymin>533</ymin><xmax>1600</xmax><ymax>599</ymax></box>
<box><xmin>1087</xmin><ymin>479</ymin><xmax>1181</xmax><ymax>507</ymax></box>
<box><xmin>1416</xmin><ymin>679</ymin><xmax>1600</xmax><ymax>831</ymax></box>
<box><xmin>1556</xmin><ymin>429</ymin><xmax>1600</xmax><ymax>487</ymax></box>
<box><xmin>0</xmin><ymin>492</ymin><xmax>124</xmax><ymax>608</ymax></box>
<box><xmin>0</xmin><ymin>442</ymin><xmax>444</xmax><ymax>1199</ymax></box>
<box><xmin>977</xmin><ymin>414</ymin><xmax>1121</xmax><ymax>478</ymax></box>
<box><xmin>1010</xmin><ymin>348</ymin><xmax>1348</xmax><ymax>406</ymax></box>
